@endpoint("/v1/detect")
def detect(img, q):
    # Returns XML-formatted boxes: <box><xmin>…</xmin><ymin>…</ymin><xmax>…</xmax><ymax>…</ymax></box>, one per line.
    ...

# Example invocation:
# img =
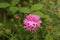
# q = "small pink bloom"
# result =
<box><xmin>23</xmin><ymin>14</ymin><xmax>42</xmax><ymax>31</ymax></box>
<box><xmin>15</xmin><ymin>16</ymin><xmax>19</xmax><ymax>19</ymax></box>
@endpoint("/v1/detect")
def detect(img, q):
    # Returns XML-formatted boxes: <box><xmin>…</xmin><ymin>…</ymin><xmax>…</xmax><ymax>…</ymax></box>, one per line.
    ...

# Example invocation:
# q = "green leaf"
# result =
<box><xmin>31</xmin><ymin>4</ymin><xmax>43</xmax><ymax>11</ymax></box>
<box><xmin>55</xmin><ymin>12</ymin><xmax>60</xmax><ymax>19</ymax></box>
<box><xmin>0</xmin><ymin>31</ymin><xmax>3</xmax><ymax>36</ymax></box>
<box><xmin>45</xmin><ymin>17</ymin><xmax>52</xmax><ymax>24</ymax></box>
<box><xmin>0</xmin><ymin>3</ymin><xmax>10</xmax><ymax>8</ymax></box>
<box><xmin>11</xmin><ymin>0</ymin><xmax>19</xmax><ymax>6</ymax></box>
<box><xmin>9</xmin><ymin>36</ymin><xmax>18</xmax><ymax>40</ymax></box>
<box><xmin>32</xmin><ymin>11</ymin><xmax>46</xmax><ymax>18</ymax></box>
<box><xmin>45</xmin><ymin>33</ymin><xmax>53</xmax><ymax>40</ymax></box>
<box><xmin>9</xmin><ymin>7</ymin><xmax>18</xmax><ymax>14</ymax></box>
<box><xmin>19</xmin><ymin>7</ymin><xmax>31</xmax><ymax>13</ymax></box>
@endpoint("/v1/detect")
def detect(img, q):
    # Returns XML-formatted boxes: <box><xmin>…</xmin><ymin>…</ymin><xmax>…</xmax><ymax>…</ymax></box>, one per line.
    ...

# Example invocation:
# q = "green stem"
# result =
<box><xmin>31</xmin><ymin>31</ymin><xmax>37</xmax><ymax>40</ymax></box>
<box><xmin>4</xmin><ymin>12</ymin><xmax>6</xmax><ymax>24</ymax></box>
<box><xmin>3</xmin><ymin>33</ymin><xmax>10</xmax><ymax>39</ymax></box>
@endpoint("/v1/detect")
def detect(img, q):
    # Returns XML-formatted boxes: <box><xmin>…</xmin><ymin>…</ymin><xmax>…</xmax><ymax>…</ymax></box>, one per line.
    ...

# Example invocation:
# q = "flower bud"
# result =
<box><xmin>15</xmin><ymin>16</ymin><xmax>19</xmax><ymax>19</ymax></box>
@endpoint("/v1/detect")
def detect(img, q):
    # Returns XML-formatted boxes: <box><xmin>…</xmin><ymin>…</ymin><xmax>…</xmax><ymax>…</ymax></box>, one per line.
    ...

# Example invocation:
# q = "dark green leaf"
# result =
<box><xmin>32</xmin><ymin>11</ymin><xmax>46</xmax><ymax>18</ymax></box>
<box><xmin>9</xmin><ymin>7</ymin><xmax>18</xmax><ymax>14</ymax></box>
<box><xmin>0</xmin><ymin>3</ymin><xmax>10</xmax><ymax>8</ymax></box>
<box><xmin>19</xmin><ymin>7</ymin><xmax>31</xmax><ymax>13</ymax></box>
<box><xmin>11</xmin><ymin>0</ymin><xmax>19</xmax><ymax>6</ymax></box>
<box><xmin>31</xmin><ymin>4</ymin><xmax>43</xmax><ymax>11</ymax></box>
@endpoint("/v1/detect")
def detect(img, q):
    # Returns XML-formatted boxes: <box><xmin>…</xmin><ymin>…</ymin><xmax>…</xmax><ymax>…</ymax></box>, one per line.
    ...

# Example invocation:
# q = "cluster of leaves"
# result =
<box><xmin>0</xmin><ymin>0</ymin><xmax>60</xmax><ymax>40</ymax></box>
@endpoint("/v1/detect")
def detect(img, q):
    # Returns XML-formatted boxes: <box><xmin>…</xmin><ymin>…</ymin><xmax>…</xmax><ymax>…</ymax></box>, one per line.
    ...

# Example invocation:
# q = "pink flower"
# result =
<box><xmin>23</xmin><ymin>14</ymin><xmax>42</xmax><ymax>31</ymax></box>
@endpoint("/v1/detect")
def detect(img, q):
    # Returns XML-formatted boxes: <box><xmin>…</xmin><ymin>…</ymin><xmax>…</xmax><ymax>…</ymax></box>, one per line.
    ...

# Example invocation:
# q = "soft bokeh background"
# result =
<box><xmin>0</xmin><ymin>0</ymin><xmax>60</xmax><ymax>40</ymax></box>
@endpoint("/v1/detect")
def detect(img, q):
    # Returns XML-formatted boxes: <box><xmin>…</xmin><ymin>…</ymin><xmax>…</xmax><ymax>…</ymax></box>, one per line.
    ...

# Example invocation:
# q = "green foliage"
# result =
<box><xmin>9</xmin><ymin>36</ymin><xmax>18</xmax><ymax>40</ymax></box>
<box><xmin>31</xmin><ymin>4</ymin><xmax>43</xmax><ymax>11</ymax></box>
<box><xmin>45</xmin><ymin>33</ymin><xmax>53</xmax><ymax>40</ymax></box>
<box><xmin>55</xmin><ymin>12</ymin><xmax>60</xmax><ymax>19</ymax></box>
<box><xmin>19</xmin><ymin>7</ymin><xmax>31</xmax><ymax>13</ymax></box>
<box><xmin>11</xmin><ymin>0</ymin><xmax>19</xmax><ymax>6</ymax></box>
<box><xmin>32</xmin><ymin>11</ymin><xmax>46</xmax><ymax>18</ymax></box>
<box><xmin>0</xmin><ymin>3</ymin><xmax>10</xmax><ymax>8</ymax></box>
<box><xmin>9</xmin><ymin>7</ymin><xmax>18</xmax><ymax>14</ymax></box>
<box><xmin>0</xmin><ymin>30</ymin><xmax>3</xmax><ymax>36</ymax></box>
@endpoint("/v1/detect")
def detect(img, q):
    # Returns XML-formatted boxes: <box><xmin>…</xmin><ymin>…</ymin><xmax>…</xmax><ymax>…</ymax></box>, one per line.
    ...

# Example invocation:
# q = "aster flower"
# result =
<box><xmin>23</xmin><ymin>14</ymin><xmax>42</xmax><ymax>31</ymax></box>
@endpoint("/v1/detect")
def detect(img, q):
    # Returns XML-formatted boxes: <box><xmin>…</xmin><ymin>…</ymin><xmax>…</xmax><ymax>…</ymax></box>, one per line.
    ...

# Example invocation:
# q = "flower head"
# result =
<box><xmin>23</xmin><ymin>14</ymin><xmax>42</xmax><ymax>31</ymax></box>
